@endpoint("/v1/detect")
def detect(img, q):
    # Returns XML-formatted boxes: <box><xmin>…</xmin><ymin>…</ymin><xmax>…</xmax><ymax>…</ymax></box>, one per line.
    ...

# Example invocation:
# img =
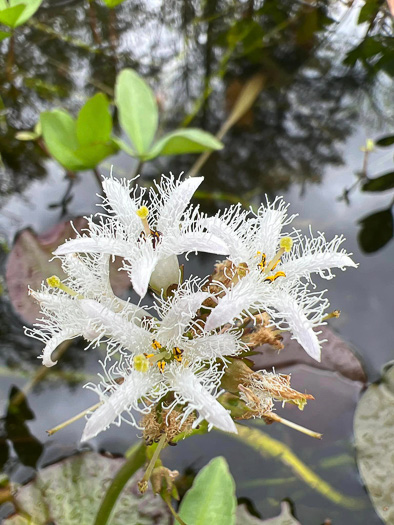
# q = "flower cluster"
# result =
<box><xmin>27</xmin><ymin>174</ymin><xmax>356</xmax><ymax>443</ymax></box>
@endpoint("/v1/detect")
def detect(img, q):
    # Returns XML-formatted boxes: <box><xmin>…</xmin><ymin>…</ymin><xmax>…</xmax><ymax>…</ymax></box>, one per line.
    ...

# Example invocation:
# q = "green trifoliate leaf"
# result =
<box><xmin>146</xmin><ymin>128</ymin><xmax>224</xmax><ymax>160</ymax></box>
<box><xmin>76</xmin><ymin>93</ymin><xmax>112</xmax><ymax>146</ymax></box>
<box><xmin>115</xmin><ymin>68</ymin><xmax>158</xmax><ymax>156</ymax></box>
<box><xmin>178</xmin><ymin>456</ymin><xmax>237</xmax><ymax>525</ymax></box>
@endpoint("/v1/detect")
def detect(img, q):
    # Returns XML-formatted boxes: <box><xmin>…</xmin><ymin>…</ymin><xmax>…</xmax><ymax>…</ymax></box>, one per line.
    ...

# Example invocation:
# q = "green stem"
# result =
<box><xmin>140</xmin><ymin>432</ymin><xmax>167</xmax><ymax>484</ymax></box>
<box><xmin>94</xmin><ymin>442</ymin><xmax>146</xmax><ymax>525</ymax></box>
<box><xmin>164</xmin><ymin>495</ymin><xmax>187</xmax><ymax>525</ymax></box>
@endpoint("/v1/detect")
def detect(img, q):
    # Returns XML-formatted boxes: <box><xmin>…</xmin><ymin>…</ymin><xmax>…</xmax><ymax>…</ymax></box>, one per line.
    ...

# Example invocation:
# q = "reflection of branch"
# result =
<box><xmin>6</xmin><ymin>32</ymin><xmax>14</xmax><ymax>82</ymax></box>
<box><xmin>88</xmin><ymin>0</ymin><xmax>102</xmax><ymax>45</ymax></box>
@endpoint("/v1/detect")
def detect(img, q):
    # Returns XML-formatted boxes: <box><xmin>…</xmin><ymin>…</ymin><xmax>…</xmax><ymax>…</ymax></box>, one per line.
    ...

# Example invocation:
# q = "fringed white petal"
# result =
<box><xmin>54</xmin><ymin>236</ymin><xmax>132</xmax><ymax>259</ymax></box>
<box><xmin>185</xmin><ymin>332</ymin><xmax>243</xmax><ymax>362</ymax></box>
<box><xmin>199</xmin><ymin>215</ymin><xmax>247</xmax><ymax>261</ymax></box>
<box><xmin>149</xmin><ymin>254</ymin><xmax>180</xmax><ymax>294</ymax></box>
<box><xmin>127</xmin><ymin>242</ymin><xmax>160</xmax><ymax>298</ymax></box>
<box><xmin>155</xmin><ymin>176</ymin><xmax>203</xmax><ymax>234</ymax></box>
<box><xmin>79</xmin><ymin>299</ymin><xmax>151</xmax><ymax>353</ymax></box>
<box><xmin>81</xmin><ymin>370</ymin><xmax>156</xmax><ymax>441</ymax></box>
<box><xmin>41</xmin><ymin>329</ymin><xmax>79</xmax><ymax>367</ymax></box>
<box><xmin>174</xmin><ymin>231</ymin><xmax>229</xmax><ymax>256</ymax></box>
<box><xmin>158</xmin><ymin>291</ymin><xmax>210</xmax><ymax>343</ymax></box>
<box><xmin>166</xmin><ymin>366</ymin><xmax>237</xmax><ymax>433</ymax></box>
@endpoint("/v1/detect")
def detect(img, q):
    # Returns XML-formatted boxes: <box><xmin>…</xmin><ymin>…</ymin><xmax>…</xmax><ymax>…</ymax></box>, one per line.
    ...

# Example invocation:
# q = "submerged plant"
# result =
<box><xmin>26</xmin><ymin>172</ymin><xmax>356</xmax><ymax>516</ymax></box>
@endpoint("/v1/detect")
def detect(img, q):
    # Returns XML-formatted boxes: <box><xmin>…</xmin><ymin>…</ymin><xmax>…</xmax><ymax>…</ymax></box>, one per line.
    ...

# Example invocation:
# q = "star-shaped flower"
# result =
<box><xmin>81</xmin><ymin>280</ymin><xmax>244</xmax><ymax>441</ymax></box>
<box><xmin>54</xmin><ymin>174</ymin><xmax>230</xmax><ymax>298</ymax></box>
<box><xmin>204</xmin><ymin>197</ymin><xmax>357</xmax><ymax>361</ymax></box>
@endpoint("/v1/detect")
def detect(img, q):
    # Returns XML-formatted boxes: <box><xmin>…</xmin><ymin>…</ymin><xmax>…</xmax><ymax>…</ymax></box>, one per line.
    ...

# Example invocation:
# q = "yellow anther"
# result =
<box><xmin>152</xmin><ymin>339</ymin><xmax>162</xmax><ymax>350</ymax></box>
<box><xmin>280</xmin><ymin>237</ymin><xmax>293</xmax><ymax>253</ymax></box>
<box><xmin>157</xmin><ymin>360</ymin><xmax>166</xmax><ymax>373</ymax></box>
<box><xmin>47</xmin><ymin>275</ymin><xmax>61</xmax><ymax>288</ymax></box>
<box><xmin>134</xmin><ymin>354</ymin><xmax>151</xmax><ymax>373</ymax></box>
<box><xmin>264</xmin><ymin>271</ymin><xmax>286</xmax><ymax>283</ymax></box>
<box><xmin>172</xmin><ymin>347</ymin><xmax>184</xmax><ymax>363</ymax></box>
<box><xmin>136</xmin><ymin>206</ymin><xmax>149</xmax><ymax>219</ymax></box>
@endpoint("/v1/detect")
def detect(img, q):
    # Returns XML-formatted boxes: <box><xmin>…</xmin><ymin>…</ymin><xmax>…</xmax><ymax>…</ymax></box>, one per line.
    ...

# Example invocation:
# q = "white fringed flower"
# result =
<box><xmin>26</xmin><ymin>253</ymin><xmax>149</xmax><ymax>367</ymax></box>
<box><xmin>81</xmin><ymin>280</ymin><xmax>244</xmax><ymax>441</ymax></box>
<box><xmin>54</xmin><ymin>174</ymin><xmax>230</xmax><ymax>298</ymax></box>
<box><xmin>204</xmin><ymin>197</ymin><xmax>357</xmax><ymax>361</ymax></box>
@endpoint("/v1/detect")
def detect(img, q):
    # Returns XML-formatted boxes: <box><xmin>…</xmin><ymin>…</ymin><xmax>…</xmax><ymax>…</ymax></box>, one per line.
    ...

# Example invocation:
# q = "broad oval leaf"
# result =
<box><xmin>358</xmin><ymin>207</ymin><xmax>393</xmax><ymax>253</ymax></box>
<box><xmin>362</xmin><ymin>172</ymin><xmax>394</xmax><ymax>192</ymax></box>
<box><xmin>4</xmin><ymin>452</ymin><xmax>171</xmax><ymax>525</ymax></box>
<box><xmin>76</xmin><ymin>93</ymin><xmax>112</xmax><ymax>146</ymax></box>
<box><xmin>354</xmin><ymin>365</ymin><xmax>394</xmax><ymax>524</ymax></box>
<box><xmin>147</xmin><ymin>128</ymin><xmax>223</xmax><ymax>159</ymax></box>
<box><xmin>40</xmin><ymin>109</ymin><xmax>85</xmax><ymax>171</ymax></box>
<box><xmin>178</xmin><ymin>456</ymin><xmax>236</xmax><ymax>525</ymax></box>
<box><xmin>375</xmin><ymin>134</ymin><xmax>394</xmax><ymax>147</ymax></box>
<box><xmin>0</xmin><ymin>0</ymin><xmax>43</xmax><ymax>27</ymax></box>
<box><xmin>115</xmin><ymin>68</ymin><xmax>158</xmax><ymax>155</ymax></box>
<box><xmin>0</xmin><ymin>4</ymin><xmax>25</xmax><ymax>28</ymax></box>
<box><xmin>74</xmin><ymin>141</ymin><xmax>119</xmax><ymax>169</ymax></box>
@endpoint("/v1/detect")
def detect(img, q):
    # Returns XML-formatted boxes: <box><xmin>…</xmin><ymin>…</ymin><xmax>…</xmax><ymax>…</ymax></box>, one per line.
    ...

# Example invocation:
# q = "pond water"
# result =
<box><xmin>0</xmin><ymin>0</ymin><xmax>393</xmax><ymax>523</ymax></box>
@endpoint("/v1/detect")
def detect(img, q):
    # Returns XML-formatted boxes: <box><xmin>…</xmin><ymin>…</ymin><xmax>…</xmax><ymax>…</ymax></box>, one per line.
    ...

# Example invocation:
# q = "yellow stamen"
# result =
<box><xmin>264</xmin><ymin>271</ymin><xmax>286</xmax><ymax>283</ymax></box>
<box><xmin>136</xmin><ymin>206</ymin><xmax>151</xmax><ymax>236</ymax></box>
<box><xmin>322</xmin><ymin>310</ymin><xmax>341</xmax><ymax>321</ymax></box>
<box><xmin>173</xmin><ymin>347</ymin><xmax>183</xmax><ymax>363</ymax></box>
<box><xmin>265</xmin><ymin>237</ymin><xmax>293</xmax><ymax>274</ymax></box>
<box><xmin>152</xmin><ymin>339</ymin><xmax>162</xmax><ymax>350</ymax></box>
<box><xmin>46</xmin><ymin>275</ymin><xmax>81</xmax><ymax>298</ymax></box>
<box><xmin>157</xmin><ymin>360</ymin><xmax>166</xmax><ymax>373</ymax></box>
<box><xmin>134</xmin><ymin>354</ymin><xmax>151</xmax><ymax>373</ymax></box>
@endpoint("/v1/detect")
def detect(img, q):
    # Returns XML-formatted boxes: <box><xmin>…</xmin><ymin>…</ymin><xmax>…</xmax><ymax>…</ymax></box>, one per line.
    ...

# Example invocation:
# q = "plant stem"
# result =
<box><xmin>164</xmin><ymin>495</ymin><xmax>187</xmax><ymax>525</ymax></box>
<box><xmin>47</xmin><ymin>401</ymin><xmax>103</xmax><ymax>436</ymax></box>
<box><xmin>140</xmin><ymin>432</ymin><xmax>167</xmax><ymax>486</ymax></box>
<box><xmin>94</xmin><ymin>442</ymin><xmax>147</xmax><ymax>525</ymax></box>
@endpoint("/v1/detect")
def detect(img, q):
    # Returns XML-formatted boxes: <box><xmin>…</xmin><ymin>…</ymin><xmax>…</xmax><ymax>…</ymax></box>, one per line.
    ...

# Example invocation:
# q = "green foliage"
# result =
<box><xmin>0</xmin><ymin>29</ymin><xmax>10</xmax><ymax>40</ymax></box>
<box><xmin>102</xmin><ymin>0</ymin><xmax>127</xmax><ymax>8</ymax></box>
<box><xmin>40</xmin><ymin>94</ymin><xmax>118</xmax><ymax>170</ymax></box>
<box><xmin>115</xmin><ymin>68</ymin><xmax>223</xmax><ymax>161</ymax></box>
<box><xmin>358</xmin><ymin>206</ymin><xmax>393</xmax><ymax>253</ymax></box>
<box><xmin>376</xmin><ymin>134</ymin><xmax>394</xmax><ymax>147</ymax></box>
<box><xmin>178</xmin><ymin>457</ymin><xmax>237</xmax><ymax>525</ymax></box>
<box><xmin>362</xmin><ymin>172</ymin><xmax>394</xmax><ymax>192</ymax></box>
<box><xmin>354</xmin><ymin>364</ymin><xmax>394</xmax><ymax>523</ymax></box>
<box><xmin>0</xmin><ymin>0</ymin><xmax>43</xmax><ymax>28</ymax></box>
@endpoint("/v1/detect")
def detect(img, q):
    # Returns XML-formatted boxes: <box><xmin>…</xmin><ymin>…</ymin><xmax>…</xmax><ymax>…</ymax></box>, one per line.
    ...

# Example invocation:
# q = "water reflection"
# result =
<box><xmin>0</xmin><ymin>0</ymin><xmax>393</xmax><ymax>522</ymax></box>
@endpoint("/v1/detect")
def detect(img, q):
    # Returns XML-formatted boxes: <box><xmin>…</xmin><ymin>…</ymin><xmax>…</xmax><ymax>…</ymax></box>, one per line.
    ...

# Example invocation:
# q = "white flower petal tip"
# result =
<box><xmin>80</xmin><ymin>403</ymin><xmax>115</xmax><ymax>442</ymax></box>
<box><xmin>213</xmin><ymin>411</ymin><xmax>238</xmax><ymax>434</ymax></box>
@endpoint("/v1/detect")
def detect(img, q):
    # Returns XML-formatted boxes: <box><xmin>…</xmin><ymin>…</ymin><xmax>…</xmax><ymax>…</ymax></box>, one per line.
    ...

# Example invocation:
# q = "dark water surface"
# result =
<box><xmin>1</xmin><ymin>0</ymin><xmax>393</xmax><ymax>523</ymax></box>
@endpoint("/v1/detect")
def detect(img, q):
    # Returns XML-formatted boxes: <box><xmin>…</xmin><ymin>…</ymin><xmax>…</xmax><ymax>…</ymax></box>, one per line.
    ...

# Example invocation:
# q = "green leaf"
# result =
<box><xmin>40</xmin><ymin>110</ymin><xmax>85</xmax><ymax>171</ymax></box>
<box><xmin>362</xmin><ymin>172</ymin><xmax>394</xmax><ymax>192</ymax></box>
<box><xmin>147</xmin><ymin>128</ymin><xmax>223</xmax><ymax>159</ymax></box>
<box><xmin>76</xmin><ymin>93</ymin><xmax>112</xmax><ymax>146</ymax></box>
<box><xmin>0</xmin><ymin>4</ymin><xmax>25</xmax><ymax>28</ymax></box>
<box><xmin>111</xmin><ymin>135</ymin><xmax>136</xmax><ymax>156</ymax></box>
<box><xmin>358</xmin><ymin>207</ymin><xmax>393</xmax><ymax>253</ymax></box>
<box><xmin>354</xmin><ymin>364</ymin><xmax>394</xmax><ymax>524</ymax></box>
<box><xmin>357</xmin><ymin>0</ymin><xmax>380</xmax><ymax>24</ymax></box>
<box><xmin>4</xmin><ymin>452</ymin><xmax>170</xmax><ymax>525</ymax></box>
<box><xmin>178</xmin><ymin>457</ymin><xmax>236</xmax><ymax>525</ymax></box>
<box><xmin>0</xmin><ymin>30</ymin><xmax>11</xmax><ymax>40</ymax></box>
<box><xmin>74</xmin><ymin>142</ymin><xmax>118</xmax><ymax>168</ymax></box>
<box><xmin>0</xmin><ymin>0</ymin><xmax>43</xmax><ymax>27</ymax></box>
<box><xmin>102</xmin><ymin>0</ymin><xmax>126</xmax><ymax>7</ymax></box>
<box><xmin>115</xmin><ymin>68</ymin><xmax>158</xmax><ymax>155</ymax></box>
<box><xmin>15</xmin><ymin>130</ymin><xmax>38</xmax><ymax>141</ymax></box>
<box><xmin>375</xmin><ymin>134</ymin><xmax>394</xmax><ymax>147</ymax></box>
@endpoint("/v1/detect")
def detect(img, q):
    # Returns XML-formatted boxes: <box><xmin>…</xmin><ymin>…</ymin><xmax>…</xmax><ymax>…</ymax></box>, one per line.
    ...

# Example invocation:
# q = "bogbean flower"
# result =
<box><xmin>81</xmin><ymin>280</ymin><xmax>245</xmax><ymax>441</ymax></box>
<box><xmin>204</xmin><ymin>197</ymin><xmax>357</xmax><ymax>361</ymax></box>
<box><xmin>26</xmin><ymin>252</ymin><xmax>149</xmax><ymax>367</ymax></box>
<box><xmin>54</xmin><ymin>174</ymin><xmax>230</xmax><ymax>298</ymax></box>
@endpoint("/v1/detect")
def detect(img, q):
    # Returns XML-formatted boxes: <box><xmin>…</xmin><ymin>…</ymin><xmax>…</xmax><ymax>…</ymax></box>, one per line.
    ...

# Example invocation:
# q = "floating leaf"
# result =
<box><xmin>362</xmin><ymin>172</ymin><xmax>394</xmax><ymax>192</ymax></box>
<box><xmin>358</xmin><ymin>207</ymin><xmax>393</xmax><ymax>253</ymax></box>
<box><xmin>76</xmin><ymin>93</ymin><xmax>112</xmax><ymax>146</ymax></box>
<box><xmin>147</xmin><ymin>128</ymin><xmax>223</xmax><ymax>159</ymax></box>
<box><xmin>179</xmin><ymin>457</ymin><xmax>237</xmax><ymax>525</ymax></box>
<box><xmin>236</xmin><ymin>502</ymin><xmax>301</xmax><ymax>524</ymax></box>
<box><xmin>40</xmin><ymin>109</ymin><xmax>85</xmax><ymax>171</ymax></box>
<box><xmin>4</xmin><ymin>452</ymin><xmax>171</xmax><ymax>524</ymax></box>
<box><xmin>115</xmin><ymin>68</ymin><xmax>158</xmax><ymax>156</ymax></box>
<box><xmin>375</xmin><ymin>135</ymin><xmax>394</xmax><ymax>147</ymax></box>
<box><xmin>354</xmin><ymin>364</ymin><xmax>394</xmax><ymax>523</ymax></box>
<box><xmin>6</xmin><ymin>219</ymin><xmax>131</xmax><ymax>324</ymax></box>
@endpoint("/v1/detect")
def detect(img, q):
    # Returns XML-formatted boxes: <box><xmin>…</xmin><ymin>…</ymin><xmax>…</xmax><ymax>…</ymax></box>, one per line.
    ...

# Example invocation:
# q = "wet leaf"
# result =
<box><xmin>115</xmin><ymin>68</ymin><xmax>158</xmax><ymax>156</ymax></box>
<box><xmin>76</xmin><ymin>93</ymin><xmax>112</xmax><ymax>146</ymax></box>
<box><xmin>358</xmin><ymin>207</ymin><xmax>393</xmax><ymax>253</ymax></box>
<box><xmin>179</xmin><ymin>457</ymin><xmax>237</xmax><ymax>525</ymax></box>
<box><xmin>362</xmin><ymin>172</ymin><xmax>394</xmax><ymax>192</ymax></box>
<box><xmin>0</xmin><ymin>0</ymin><xmax>43</xmax><ymax>27</ymax></box>
<box><xmin>236</xmin><ymin>502</ymin><xmax>301</xmax><ymax>524</ymax></box>
<box><xmin>147</xmin><ymin>128</ymin><xmax>223</xmax><ymax>159</ymax></box>
<box><xmin>0</xmin><ymin>4</ymin><xmax>25</xmax><ymax>28</ymax></box>
<box><xmin>40</xmin><ymin>109</ymin><xmax>85</xmax><ymax>171</ymax></box>
<box><xmin>354</xmin><ymin>364</ymin><xmax>394</xmax><ymax>523</ymax></box>
<box><xmin>375</xmin><ymin>134</ymin><xmax>394</xmax><ymax>147</ymax></box>
<box><xmin>253</xmin><ymin>326</ymin><xmax>367</xmax><ymax>384</ymax></box>
<box><xmin>4</xmin><ymin>452</ymin><xmax>171</xmax><ymax>525</ymax></box>
<box><xmin>6</xmin><ymin>219</ymin><xmax>131</xmax><ymax>324</ymax></box>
